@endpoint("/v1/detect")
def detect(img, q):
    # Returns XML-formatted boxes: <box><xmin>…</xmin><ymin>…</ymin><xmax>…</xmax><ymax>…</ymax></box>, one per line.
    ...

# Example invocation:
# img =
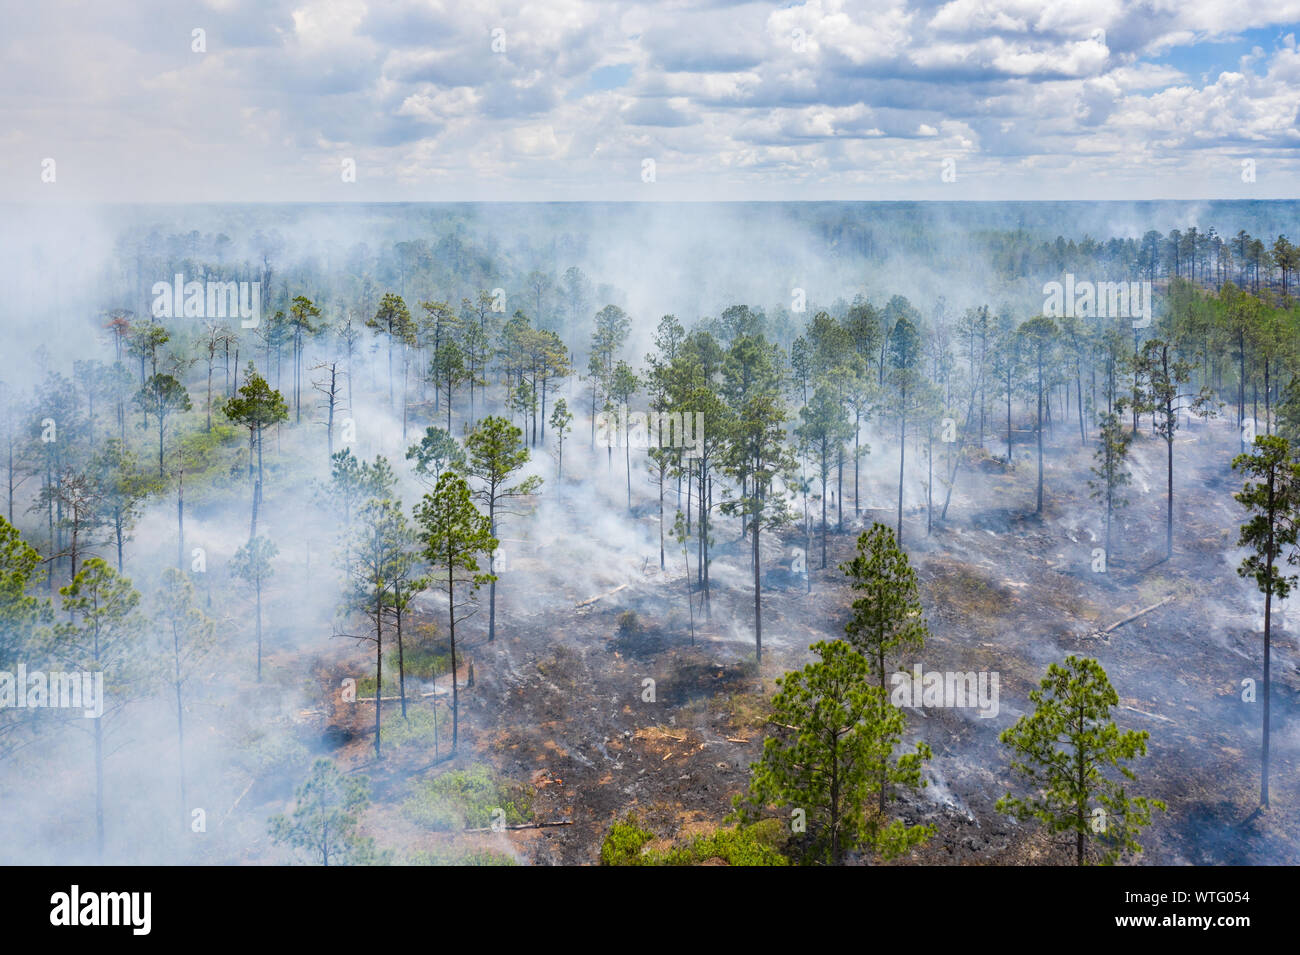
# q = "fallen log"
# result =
<box><xmin>575</xmin><ymin>583</ymin><xmax>628</xmax><ymax>608</ymax></box>
<box><xmin>463</xmin><ymin>820</ymin><xmax>573</xmax><ymax>832</ymax></box>
<box><xmin>1096</xmin><ymin>595</ymin><xmax>1175</xmax><ymax>637</ymax></box>
<box><xmin>354</xmin><ymin>688</ymin><xmax>454</xmax><ymax>702</ymax></box>
<box><xmin>1121</xmin><ymin>704</ymin><xmax>1176</xmax><ymax>725</ymax></box>
<box><xmin>222</xmin><ymin>777</ymin><xmax>257</xmax><ymax>823</ymax></box>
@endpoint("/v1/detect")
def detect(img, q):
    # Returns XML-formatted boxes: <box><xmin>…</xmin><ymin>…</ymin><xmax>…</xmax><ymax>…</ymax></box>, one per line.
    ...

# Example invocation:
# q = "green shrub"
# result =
<box><xmin>600</xmin><ymin>815</ymin><xmax>656</xmax><ymax>865</ymax></box>
<box><xmin>383</xmin><ymin>706</ymin><xmax>444</xmax><ymax>752</ymax></box>
<box><xmin>402</xmin><ymin>765</ymin><xmax>534</xmax><ymax>831</ymax></box>
<box><xmin>599</xmin><ymin>813</ymin><xmax>788</xmax><ymax>866</ymax></box>
<box><xmin>402</xmin><ymin>645</ymin><xmax>457</xmax><ymax>681</ymax></box>
<box><xmin>408</xmin><ymin>847</ymin><xmax>518</xmax><ymax>866</ymax></box>
<box><xmin>355</xmin><ymin>675</ymin><xmax>401</xmax><ymax>698</ymax></box>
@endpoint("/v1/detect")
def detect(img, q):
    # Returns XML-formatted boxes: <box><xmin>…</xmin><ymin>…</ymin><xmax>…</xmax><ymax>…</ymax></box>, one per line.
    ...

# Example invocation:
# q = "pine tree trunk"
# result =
<box><xmin>255</xmin><ymin>579</ymin><xmax>263</xmax><ymax>682</ymax></box>
<box><xmin>449</xmin><ymin>558</ymin><xmax>459</xmax><ymax>750</ymax></box>
<box><xmin>374</xmin><ymin>595</ymin><xmax>383</xmax><ymax>759</ymax></box>
<box><xmin>753</xmin><ymin>509</ymin><xmax>761</xmax><ymax>664</ymax></box>
<box><xmin>174</xmin><ymin>626</ymin><xmax>187</xmax><ymax>832</ymax></box>
<box><xmin>1036</xmin><ymin>355</ymin><xmax>1044</xmax><ymax>515</ymax></box>
<box><xmin>397</xmin><ymin>604</ymin><xmax>407</xmax><ymax>719</ymax></box>
<box><xmin>95</xmin><ymin>713</ymin><xmax>105</xmax><ymax>858</ymax></box>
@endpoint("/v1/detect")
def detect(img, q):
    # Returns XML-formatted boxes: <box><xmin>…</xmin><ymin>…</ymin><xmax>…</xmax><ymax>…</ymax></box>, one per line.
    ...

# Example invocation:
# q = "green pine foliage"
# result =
<box><xmin>997</xmin><ymin>656</ymin><xmax>1165</xmax><ymax>865</ymax></box>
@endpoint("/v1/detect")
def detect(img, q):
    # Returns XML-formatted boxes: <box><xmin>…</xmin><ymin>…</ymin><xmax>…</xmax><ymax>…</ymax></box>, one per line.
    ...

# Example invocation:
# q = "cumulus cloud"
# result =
<box><xmin>1</xmin><ymin>0</ymin><xmax>1298</xmax><ymax>200</ymax></box>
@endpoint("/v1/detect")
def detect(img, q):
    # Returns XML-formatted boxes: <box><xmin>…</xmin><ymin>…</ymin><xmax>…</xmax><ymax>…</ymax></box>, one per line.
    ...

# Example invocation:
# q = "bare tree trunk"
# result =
<box><xmin>753</xmin><ymin>504</ymin><xmax>762</xmax><ymax>664</ymax></box>
<box><xmin>448</xmin><ymin>559</ymin><xmax>459</xmax><ymax>750</ymax></box>
<box><xmin>174</xmin><ymin>624</ymin><xmax>187</xmax><ymax>832</ymax></box>
<box><xmin>94</xmin><ymin>714</ymin><xmax>105</xmax><ymax>858</ymax></box>
<box><xmin>255</xmin><ymin>579</ymin><xmax>263</xmax><ymax>682</ymax></box>
<box><xmin>374</xmin><ymin>596</ymin><xmax>383</xmax><ymax>759</ymax></box>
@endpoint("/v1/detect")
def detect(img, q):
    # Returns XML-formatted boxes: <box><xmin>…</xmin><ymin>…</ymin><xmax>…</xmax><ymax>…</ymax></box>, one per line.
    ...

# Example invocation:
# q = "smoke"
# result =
<box><xmin>0</xmin><ymin>199</ymin><xmax>1295</xmax><ymax>865</ymax></box>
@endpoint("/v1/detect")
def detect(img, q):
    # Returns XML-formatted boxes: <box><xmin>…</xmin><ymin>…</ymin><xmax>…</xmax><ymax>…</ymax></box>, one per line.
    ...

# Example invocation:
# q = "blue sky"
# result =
<box><xmin>2</xmin><ymin>0</ymin><xmax>1298</xmax><ymax>201</ymax></box>
<box><xmin>1153</xmin><ymin>27</ymin><xmax>1278</xmax><ymax>82</ymax></box>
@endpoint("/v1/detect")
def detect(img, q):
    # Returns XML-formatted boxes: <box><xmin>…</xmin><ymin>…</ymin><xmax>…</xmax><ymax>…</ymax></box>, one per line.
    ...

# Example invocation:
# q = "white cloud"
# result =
<box><xmin>2</xmin><ymin>0</ymin><xmax>1300</xmax><ymax>200</ymax></box>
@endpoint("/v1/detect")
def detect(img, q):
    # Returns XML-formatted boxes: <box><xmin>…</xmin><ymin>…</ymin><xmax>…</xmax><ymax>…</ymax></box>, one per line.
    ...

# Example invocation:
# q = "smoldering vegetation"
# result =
<box><xmin>0</xmin><ymin>200</ymin><xmax>1296</xmax><ymax>865</ymax></box>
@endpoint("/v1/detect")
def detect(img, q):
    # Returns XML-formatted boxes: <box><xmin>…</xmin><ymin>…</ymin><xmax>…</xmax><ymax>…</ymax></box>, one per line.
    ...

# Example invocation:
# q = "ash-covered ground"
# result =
<box><xmin>297</xmin><ymin>413</ymin><xmax>1298</xmax><ymax>866</ymax></box>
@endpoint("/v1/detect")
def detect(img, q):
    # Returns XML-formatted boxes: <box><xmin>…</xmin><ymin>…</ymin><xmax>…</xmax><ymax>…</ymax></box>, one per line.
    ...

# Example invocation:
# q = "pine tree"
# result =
<box><xmin>1088</xmin><ymin>411</ymin><xmax>1133</xmax><ymax>570</ymax></box>
<box><xmin>0</xmin><ymin>517</ymin><xmax>51</xmax><ymax>760</ymax></box>
<box><xmin>549</xmin><ymin>398</ymin><xmax>572</xmax><ymax>481</ymax></box>
<box><xmin>320</xmin><ymin>451</ymin><xmax>396</xmax><ymax>576</ymax></box>
<box><xmin>381</xmin><ymin>511</ymin><xmax>426</xmax><ymax>721</ymax></box>
<box><xmin>406</xmin><ymin>427</ymin><xmax>465</xmax><ymax>487</ymax></box>
<box><xmin>287</xmin><ymin>295</ymin><xmax>322</xmax><ymax>423</ymax></box>
<box><xmin>268</xmin><ymin>759</ymin><xmax>379</xmax><ymax>866</ymax></box>
<box><xmin>722</xmin><ymin>387</ymin><xmax>793</xmax><ymax>665</ymax></box>
<box><xmin>223</xmin><ymin>363</ymin><xmax>288</xmax><ymax>539</ymax></box>
<box><xmin>1231</xmin><ymin>434</ymin><xmax>1300</xmax><ymax>808</ymax></box>
<box><xmin>732</xmin><ymin>640</ymin><xmax>932</xmax><ymax>865</ymax></box>
<box><xmin>91</xmin><ymin>439</ymin><xmax>157</xmax><ymax>573</ymax></box>
<box><xmin>414</xmin><ymin>473</ymin><xmax>496</xmax><ymax>750</ymax></box>
<box><xmin>347</xmin><ymin>499</ymin><xmax>410</xmax><ymax>759</ymax></box>
<box><xmin>795</xmin><ymin>387</ymin><xmax>850</xmax><ymax>570</ymax></box>
<box><xmin>155</xmin><ymin>567</ymin><xmax>215</xmax><ymax>831</ymax></box>
<box><xmin>840</xmin><ymin>522</ymin><xmax>928</xmax><ymax>811</ymax></box>
<box><xmin>609</xmin><ymin>360</ymin><xmax>639</xmax><ymax>510</ymax></box>
<box><xmin>367</xmin><ymin>293</ymin><xmax>414</xmax><ymax>410</ymax></box>
<box><xmin>231</xmin><ymin>535</ymin><xmax>277</xmax><ymax>683</ymax></box>
<box><xmin>1018</xmin><ymin>316</ymin><xmax>1057</xmax><ymax>516</ymax></box>
<box><xmin>887</xmin><ymin>311</ymin><xmax>924</xmax><ymax>541</ymax></box>
<box><xmin>1134</xmin><ymin>338</ymin><xmax>1216</xmax><ymax>559</ymax></box>
<box><xmin>55</xmin><ymin>558</ymin><xmax>147</xmax><ymax>857</ymax></box>
<box><xmin>464</xmin><ymin>416</ymin><xmax>540</xmax><ymax>641</ymax></box>
<box><xmin>997</xmin><ymin>656</ymin><xmax>1165</xmax><ymax>865</ymax></box>
<box><xmin>134</xmin><ymin>373</ymin><xmax>191</xmax><ymax>478</ymax></box>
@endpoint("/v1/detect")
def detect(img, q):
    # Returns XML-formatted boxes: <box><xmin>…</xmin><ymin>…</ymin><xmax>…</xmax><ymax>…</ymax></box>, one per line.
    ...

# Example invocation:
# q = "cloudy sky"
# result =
<box><xmin>3</xmin><ymin>0</ymin><xmax>1299</xmax><ymax>201</ymax></box>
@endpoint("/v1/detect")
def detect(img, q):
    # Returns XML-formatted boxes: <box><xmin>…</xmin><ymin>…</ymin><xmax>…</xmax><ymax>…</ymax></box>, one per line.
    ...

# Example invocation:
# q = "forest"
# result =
<box><xmin>0</xmin><ymin>200</ymin><xmax>1297</xmax><ymax>865</ymax></box>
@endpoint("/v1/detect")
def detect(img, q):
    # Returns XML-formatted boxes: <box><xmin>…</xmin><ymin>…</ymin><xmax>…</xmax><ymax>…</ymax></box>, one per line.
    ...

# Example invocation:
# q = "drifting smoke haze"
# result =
<box><xmin>0</xmin><ymin>196</ymin><xmax>1297</xmax><ymax>869</ymax></box>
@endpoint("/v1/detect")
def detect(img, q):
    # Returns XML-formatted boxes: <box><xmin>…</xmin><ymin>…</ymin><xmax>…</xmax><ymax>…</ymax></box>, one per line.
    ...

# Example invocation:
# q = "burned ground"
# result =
<box><xmin>284</xmin><ymin>415</ymin><xmax>1298</xmax><ymax>866</ymax></box>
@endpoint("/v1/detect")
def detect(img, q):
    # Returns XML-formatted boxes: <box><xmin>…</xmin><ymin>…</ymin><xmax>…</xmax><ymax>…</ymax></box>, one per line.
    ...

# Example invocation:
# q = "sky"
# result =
<box><xmin>2</xmin><ymin>0</ymin><xmax>1299</xmax><ymax>202</ymax></box>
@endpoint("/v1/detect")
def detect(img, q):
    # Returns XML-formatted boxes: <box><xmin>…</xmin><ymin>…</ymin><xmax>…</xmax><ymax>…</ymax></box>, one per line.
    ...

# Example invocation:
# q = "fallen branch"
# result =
<box><xmin>1097</xmin><ymin>595</ymin><xmax>1175</xmax><ymax>636</ymax></box>
<box><xmin>463</xmin><ymin>819</ymin><xmax>573</xmax><ymax>832</ymax></box>
<box><xmin>575</xmin><ymin>583</ymin><xmax>628</xmax><ymax>609</ymax></box>
<box><xmin>354</xmin><ymin>687</ymin><xmax>452</xmax><ymax>702</ymax></box>
<box><xmin>1121</xmin><ymin>704</ymin><xmax>1176</xmax><ymax>725</ymax></box>
<box><xmin>222</xmin><ymin>777</ymin><xmax>256</xmax><ymax>823</ymax></box>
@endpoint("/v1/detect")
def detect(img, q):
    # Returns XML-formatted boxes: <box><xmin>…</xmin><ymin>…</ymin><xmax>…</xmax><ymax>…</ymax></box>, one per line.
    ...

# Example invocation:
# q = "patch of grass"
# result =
<box><xmin>235</xmin><ymin>729</ymin><xmax>309</xmax><ymax>778</ymax></box>
<box><xmin>600</xmin><ymin>813</ymin><xmax>788</xmax><ymax>866</ymax></box>
<box><xmin>1136</xmin><ymin>573</ymin><xmax>1195</xmax><ymax>607</ymax></box>
<box><xmin>707</xmin><ymin>690</ymin><xmax>770</xmax><ymax>733</ymax></box>
<box><xmin>382</xmin><ymin>706</ymin><xmax>447</xmax><ymax>752</ymax></box>
<box><xmin>402</xmin><ymin>623</ymin><xmax>459</xmax><ymax>680</ymax></box>
<box><xmin>402</xmin><ymin>646</ymin><xmax>456</xmax><ymax>681</ymax></box>
<box><xmin>536</xmin><ymin>644</ymin><xmax>582</xmax><ymax>679</ymax></box>
<box><xmin>355</xmin><ymin>642</ymin><xmax>460</xmax><ymax>699</ymax></box>
<box><xmin>402</xmin><ymin>765</ymin><xmax>534</xmax><ymax>832</ymax></box>
<box><xmin>407</xmin><ymin>847</ymin><xmax>518</xmax><ymax>866</ymax></box>
<box><xmin>355</xmin><ymin>676</ymin><xmax>400</xmax><ymax>698</ymax></box>
<box><xmin>924</xmin><ymin>562</ymin><xmax>1006</xmax><ymax>620</ymax></box>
